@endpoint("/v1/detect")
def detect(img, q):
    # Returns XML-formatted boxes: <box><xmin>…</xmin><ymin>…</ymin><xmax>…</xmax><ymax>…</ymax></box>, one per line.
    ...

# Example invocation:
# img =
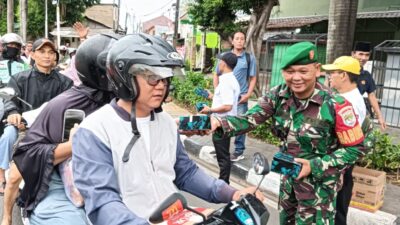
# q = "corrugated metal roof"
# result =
<box><xmin>84</xmin><ymin>5</ymin><xmax>114</xmax><ymax>28</ymax></box>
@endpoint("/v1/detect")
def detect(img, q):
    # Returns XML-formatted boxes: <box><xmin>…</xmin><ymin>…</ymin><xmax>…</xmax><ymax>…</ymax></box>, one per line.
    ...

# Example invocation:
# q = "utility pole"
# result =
<box><xmin>45</xmin><ymin>0</ymin><xmax>48</xmax><ymax>38</ymax></box>
<box><xmin>117</xmin><ymin>0</ymin><xmax>121</xmax><ymax>33</ymax></box>
<box><xmin>52</xmin><ymin>0</ymin><xmax>61</xmax><ymax>48</ymax></box>
<box><xmin>173</xmin><ymin>0</ymin><xmax>180</xmax><ymax>47</ymax></box>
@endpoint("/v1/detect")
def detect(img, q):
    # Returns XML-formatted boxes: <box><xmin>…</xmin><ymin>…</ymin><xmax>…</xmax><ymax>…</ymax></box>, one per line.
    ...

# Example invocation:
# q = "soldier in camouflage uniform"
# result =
<box><xmin>211</xmin><ymin>42</ymin><xmax>367</xmax><ymax>225</ymax></box>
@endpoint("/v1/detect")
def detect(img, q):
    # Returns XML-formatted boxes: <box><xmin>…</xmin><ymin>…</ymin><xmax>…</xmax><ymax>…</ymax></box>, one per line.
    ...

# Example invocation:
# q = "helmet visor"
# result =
<box><xmin>128</xmin><ymin>64</ymin><xmax>185</xmax><ymax>79</ymax></box>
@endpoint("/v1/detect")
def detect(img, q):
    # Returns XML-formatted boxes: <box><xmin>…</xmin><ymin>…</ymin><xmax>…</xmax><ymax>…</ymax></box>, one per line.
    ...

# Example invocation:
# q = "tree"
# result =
<box><xmin>188</xmin><ymin>0</ymin><xmax>279</xmax><ymax>96</ymax></box>
<box><xmin>0</xmin><ymin>0</ymin><xmax>7</xmax><ymax>33</ymax></box>
<box><xmin>0</xmin><ymin>0</ymin><xmax>99</xmax><ymax>39</ymax></box>
<box><xmin>7</xmin><ymin>0</ymin><xmax>13</xmax><ymax>32</ymax></box>
<box><xmin>20</xmin><ymin>0</ymin><xmax>27</xmax><ymax>41</ymax></box>
<box><xmin>326</xmin><ymin>0</ymin><xmax>358</xmax><ymax>63</ymax></box>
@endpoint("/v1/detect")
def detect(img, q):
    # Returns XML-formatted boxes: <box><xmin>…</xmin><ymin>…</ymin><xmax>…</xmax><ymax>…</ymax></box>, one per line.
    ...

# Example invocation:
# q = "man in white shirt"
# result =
<box><xmin>200</xmin><ymin>52</ymin><xmax>240</xmax><ymax>184</ymax></box>
<box><xmin>322</xmin><ymin>56</ymin><xmax>367</xmax><ymax>225</ymax></box>
<box><xmin>323</xmin><ymin>56</ymin><xmax>366</xmax><ymax>124</ymax></box>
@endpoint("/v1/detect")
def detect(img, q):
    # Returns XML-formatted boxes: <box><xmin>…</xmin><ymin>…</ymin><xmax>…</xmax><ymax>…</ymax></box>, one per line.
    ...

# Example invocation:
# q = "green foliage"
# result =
<box><xmin>0</xmin><ymin>0</ymin><xmax>99</xmax><ymax>39</ymax></box>
<box><xmin>188</xmin><ymin>0</ymin><xmax>273</xmax><ymax>39</ymax></box>
<box><xmin>172</xmin><ymin>71</ymin><xmax>280</xmax><ymax>145</ymax></box>
<box><xmin>359</xmin><ymin>130</ymin><xmax>400</xmax><ymax>172</ymax></box>
<box><xmin>249</xmin><ymin>121</ymin><xmax>280</xmax><ymax>146</ymax></box>
<box><xmin>171</xmin><ymin>71</ymin><xmax>213</xmax><ymax>111</ymax></box>
<box><xmin>188</xmin><ymin>0</ymin><xmax>238</xmax><ymax>39</ymax></box>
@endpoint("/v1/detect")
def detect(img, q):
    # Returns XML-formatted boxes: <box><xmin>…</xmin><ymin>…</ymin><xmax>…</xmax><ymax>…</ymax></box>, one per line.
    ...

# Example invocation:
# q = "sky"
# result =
<box><xmin>101</xmin><ymin>0</ymin><xmax>176</xmax><ymax>22</ymax></box>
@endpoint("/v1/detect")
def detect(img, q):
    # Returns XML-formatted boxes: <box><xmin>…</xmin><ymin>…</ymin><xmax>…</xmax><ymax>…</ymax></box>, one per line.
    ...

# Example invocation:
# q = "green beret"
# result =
<box><xmin>280</xmin><ymin>42</ymin><xmax>318</xmax><ymax>70</ymax></box>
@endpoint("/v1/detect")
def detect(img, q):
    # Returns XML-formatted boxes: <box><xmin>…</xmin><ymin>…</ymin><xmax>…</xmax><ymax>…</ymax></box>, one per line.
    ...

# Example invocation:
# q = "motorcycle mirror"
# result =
<box><xmin>252</xmin><ymin>152</ymin><xmax>270</xmax><ymax>195</ymax></box>
<box><xmin>0</xmin><ymin>87</ymin><xmax>33</xmax><ymax>110</ymax></box>
<box><xmin>252</xmin><ymin>152</ymin><xmax>269</xmax><ymax>176</ymax></box>
<box><xmin>0</xmin><ymin>87</ymin><xmax>16</xmax><ymax>100</ymax></box>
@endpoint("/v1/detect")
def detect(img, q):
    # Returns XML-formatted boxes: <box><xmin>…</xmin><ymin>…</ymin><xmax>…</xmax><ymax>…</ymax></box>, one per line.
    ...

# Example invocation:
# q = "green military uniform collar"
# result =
<box><xmin>278</xmin><ymin>82</ymin><xmax>325</xmax><ymax>106</ymax></box>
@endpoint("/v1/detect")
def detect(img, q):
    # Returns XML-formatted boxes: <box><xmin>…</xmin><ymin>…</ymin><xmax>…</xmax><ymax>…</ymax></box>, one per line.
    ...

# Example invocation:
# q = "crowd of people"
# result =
<box><xmin>0</xmin><ymin>20</ymin><xmax>386</xmax><ymax>225</ymax></box>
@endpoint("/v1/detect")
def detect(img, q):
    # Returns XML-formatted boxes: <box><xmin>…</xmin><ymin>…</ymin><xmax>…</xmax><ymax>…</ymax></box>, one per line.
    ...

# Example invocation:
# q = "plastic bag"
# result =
<box><xmin>59</xmin><ymin>157</ymin><xmax>84</xmax><ymax>207</ymax></box>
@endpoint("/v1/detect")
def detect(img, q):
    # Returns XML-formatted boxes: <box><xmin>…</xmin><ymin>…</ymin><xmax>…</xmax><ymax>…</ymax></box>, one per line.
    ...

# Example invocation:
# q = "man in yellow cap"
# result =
<box><xmin>323</xmin><ymin>56</ymin><xmax>366</xmax><ymax>125</ymax></box>
<box><xmin>210</xmin><ymin>42</ymin><xmax>367</xmax><ymax>224</ymax></box>
<box><xmin>323</xmin><ymin>56</ymin><xmax>367</xmax><ymax>225</ymax></box>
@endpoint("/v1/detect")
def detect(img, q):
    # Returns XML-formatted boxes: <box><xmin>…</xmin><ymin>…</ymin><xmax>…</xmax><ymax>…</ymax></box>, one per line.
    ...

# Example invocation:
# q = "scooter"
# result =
<box><xmin>149</xmin><ymin>152</ymin><xmax>270</xmax><ymax>225</ymax></box>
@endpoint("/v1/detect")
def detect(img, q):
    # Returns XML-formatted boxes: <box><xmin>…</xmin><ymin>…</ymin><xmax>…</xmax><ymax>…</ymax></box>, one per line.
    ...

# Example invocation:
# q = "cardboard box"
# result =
<box><xmin>350</xmin><ymin>200</ymin><xmax>383</xmax><ymax>213</ymax></box>
<box><xmin>350</xmin><ymin>166</ymin><xmax>386</xmax><ymax>212</ymax></box>
<box><xmin>352</xmin><ymin>166</ymin><xmax>386</xmax><ymax>186</ymax></box>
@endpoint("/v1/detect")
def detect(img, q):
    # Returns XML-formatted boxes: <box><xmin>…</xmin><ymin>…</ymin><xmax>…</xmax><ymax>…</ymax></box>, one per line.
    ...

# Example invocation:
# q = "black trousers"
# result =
<box><xmin>212</xmin><ymin>134</ymin><xmax>231</xmax><ymax>184</ymax></box>
<box><xmin>335</xmin><ymin>165</ymin><xmax>354</xmax><ymax>225</ymax></box>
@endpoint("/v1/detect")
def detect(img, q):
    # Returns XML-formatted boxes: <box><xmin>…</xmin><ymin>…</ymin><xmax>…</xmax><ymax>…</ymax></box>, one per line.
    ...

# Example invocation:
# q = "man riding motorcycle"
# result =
<box><xmin>2</xmin><ymin>34</ymin><xmax>120</xmax><ymax>225</ymax></box>
<box><xmin>72</xmin><ymin>33</ymin><xmax>264</xmax><ymax>225</ymax></box>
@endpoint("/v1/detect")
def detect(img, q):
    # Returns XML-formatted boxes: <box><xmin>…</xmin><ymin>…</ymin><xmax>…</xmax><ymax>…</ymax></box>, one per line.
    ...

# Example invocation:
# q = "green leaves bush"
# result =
<box><xmin>171</xmin><ymin>71</ymin><xmax>213</xmax><ymax>111</ymax></box>
<box><xmin>171</xmin><ymin>71</ymin><xmax>280</xmax><ymax>146</ymax></box>
<box><xmin>359</xmin><ymin>130</ymin><xmax>400</xmax><ymax>175</ymax></box>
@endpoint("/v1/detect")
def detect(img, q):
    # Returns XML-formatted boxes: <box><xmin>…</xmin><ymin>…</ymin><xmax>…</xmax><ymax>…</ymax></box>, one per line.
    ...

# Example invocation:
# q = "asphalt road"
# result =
<box><xmin>185</xmin><ymin>156</ymin><xmax>280</xmax><ymax>225</ymax></box>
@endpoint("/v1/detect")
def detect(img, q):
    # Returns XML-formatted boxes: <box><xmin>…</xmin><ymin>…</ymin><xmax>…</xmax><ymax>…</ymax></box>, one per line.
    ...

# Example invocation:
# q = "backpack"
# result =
<box><xmin>245</xmin><ymin>52</ymin><xmax>251</xmax><ymax>79</ymax></box>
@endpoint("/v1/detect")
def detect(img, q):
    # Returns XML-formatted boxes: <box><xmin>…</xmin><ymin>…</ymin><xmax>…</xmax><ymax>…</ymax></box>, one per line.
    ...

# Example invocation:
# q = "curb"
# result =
<box><xmin>181</xmin><ymin>136</ymin><xmax>399</xmax><ymax>225</ymax></box>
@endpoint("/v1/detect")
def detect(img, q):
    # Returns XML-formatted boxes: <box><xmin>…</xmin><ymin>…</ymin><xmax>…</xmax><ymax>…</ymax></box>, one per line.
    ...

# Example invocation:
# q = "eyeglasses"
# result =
<box><xmin>139</xmin><ymin>74</ymin><xmax>170</xmax><ymax>86</ymax></box>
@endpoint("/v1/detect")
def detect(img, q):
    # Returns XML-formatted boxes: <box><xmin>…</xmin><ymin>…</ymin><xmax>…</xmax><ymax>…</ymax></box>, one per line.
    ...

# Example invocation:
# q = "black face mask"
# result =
<box><xmin>3</xmin><ymin>46</ymin><xmax>20</xmax><ymax>60</ymax></box>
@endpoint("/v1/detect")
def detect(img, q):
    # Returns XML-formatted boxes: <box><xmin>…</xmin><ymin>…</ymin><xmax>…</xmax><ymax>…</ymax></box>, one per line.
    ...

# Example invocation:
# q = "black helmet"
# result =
<box><xmin>106</xmin><ymin>33</ymin><xmax>184</xmax><ymax>163</ymax></box>
<box><xmin>106</xmin><ymin>33</ymin><xmax>184</xmax><ymax>101</ymax></box>
<box><xmin>75</xmin><ymin>33</ymin><xmax>122</xmax><ymax>91</ymax></box>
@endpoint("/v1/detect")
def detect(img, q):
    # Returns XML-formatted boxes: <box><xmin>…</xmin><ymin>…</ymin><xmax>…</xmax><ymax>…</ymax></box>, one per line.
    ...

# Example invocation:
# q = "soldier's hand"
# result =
<box><xmin>6</xmin><ymin>113</ymin><xmax>22</xmax><ymax>126</ymax></box>
<box><xmin>210</xmin><ymin>116</ymin><xmax>221</xmax><ymax>133</ymax></box>
<box><xmin>294</xmin><ymin>158</ymin><xmax>311</xmax><ymax>180</ymax></box>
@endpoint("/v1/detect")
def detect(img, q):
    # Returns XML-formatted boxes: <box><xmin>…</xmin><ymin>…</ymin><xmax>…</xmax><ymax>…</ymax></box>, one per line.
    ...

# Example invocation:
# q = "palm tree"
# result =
<box><xmin>326</xmin><ymin>0</ymin><xmax>358</xmax><ymax>63</ymax></box>
<box><xmin>20</xmin><ymin>0</ymin><xmax>28</xmax><ymax>41</ymax></box>
<box><xmin>7</xmin><ymin>0</ymin><xmax>13</xmax><ymax>32</ymax></box>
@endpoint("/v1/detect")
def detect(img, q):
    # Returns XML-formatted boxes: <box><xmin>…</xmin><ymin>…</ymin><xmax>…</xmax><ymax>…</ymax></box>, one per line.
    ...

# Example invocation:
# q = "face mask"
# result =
<box><xmin>3</xmin><ymin>46</ymin><xmax>20</xmax><ymax>59</ymax></box>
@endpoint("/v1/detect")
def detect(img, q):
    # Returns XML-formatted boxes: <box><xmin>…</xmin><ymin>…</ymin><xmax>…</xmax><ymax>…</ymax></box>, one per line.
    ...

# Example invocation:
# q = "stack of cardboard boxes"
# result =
<box><xmin>350</xmin><ymin>166</ymin><xmax>386</xmax><ymax>212</ymax></box>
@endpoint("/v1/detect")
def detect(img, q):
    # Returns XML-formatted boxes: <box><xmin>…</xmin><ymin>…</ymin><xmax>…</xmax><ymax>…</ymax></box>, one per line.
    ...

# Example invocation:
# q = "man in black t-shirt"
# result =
<box><xmin>352</xmin><ymin>41</ymin><xmax>386</xmax><ymax>130</ymax></box>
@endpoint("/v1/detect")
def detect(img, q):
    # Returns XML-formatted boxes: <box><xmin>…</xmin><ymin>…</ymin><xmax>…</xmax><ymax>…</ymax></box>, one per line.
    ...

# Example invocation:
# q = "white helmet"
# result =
<box><xmin>1</xmin><ymin>33</ymin><xmax>23</xmax><ymax>45</ymax></box>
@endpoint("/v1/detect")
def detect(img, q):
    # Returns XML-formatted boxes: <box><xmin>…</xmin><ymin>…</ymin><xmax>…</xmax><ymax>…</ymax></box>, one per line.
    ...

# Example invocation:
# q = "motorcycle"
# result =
<box><xmin>149</xmin><ymin>152</ymin><xmax>270</xmax><ymax>225</ymax></box>
<box><xmin>0</xmin><ymin>87</ymin><xmax>47</xmax><ymax>128</ymax></box>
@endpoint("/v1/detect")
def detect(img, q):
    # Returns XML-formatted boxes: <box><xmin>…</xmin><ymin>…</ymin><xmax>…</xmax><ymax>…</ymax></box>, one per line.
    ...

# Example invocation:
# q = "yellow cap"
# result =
<box><xmin>322</xmin><ymin>56</ymin><xmax>361</xmax><ymax>75</ymax></box>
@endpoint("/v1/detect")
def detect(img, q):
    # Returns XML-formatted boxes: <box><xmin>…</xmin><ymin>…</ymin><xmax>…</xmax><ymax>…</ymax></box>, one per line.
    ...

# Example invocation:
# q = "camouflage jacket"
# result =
<box><xmin>216</xmin><ymin>82</ymin><xmax>366</xmax><ymax>181</ymax></box>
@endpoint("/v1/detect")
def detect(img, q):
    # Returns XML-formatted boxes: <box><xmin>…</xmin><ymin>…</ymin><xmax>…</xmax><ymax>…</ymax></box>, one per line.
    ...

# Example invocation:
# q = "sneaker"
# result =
<box><xmin>230</xmin><ymin>154</ymin><xmax>245</xmax><ymax>162</ymax></box>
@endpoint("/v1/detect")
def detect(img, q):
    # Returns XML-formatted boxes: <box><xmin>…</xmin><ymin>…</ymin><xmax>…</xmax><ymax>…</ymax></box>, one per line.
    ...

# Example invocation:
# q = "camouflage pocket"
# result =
<box><xmin>293</xmin><ymin>178</ymin><xmax>317</xmax><ymax>201</ymax></box>
<box><xmin>297</xmin><ymin>124</ymin><xmax>330</xmax><ymax>155</ymax></box>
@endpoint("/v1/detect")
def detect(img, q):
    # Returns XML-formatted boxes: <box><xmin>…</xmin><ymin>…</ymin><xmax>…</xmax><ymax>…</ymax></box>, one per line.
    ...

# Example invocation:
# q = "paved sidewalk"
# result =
<box><xmin>163</xmin><ymin>101</ymin><xmax>399</xmax><ymax>225</ymax></box>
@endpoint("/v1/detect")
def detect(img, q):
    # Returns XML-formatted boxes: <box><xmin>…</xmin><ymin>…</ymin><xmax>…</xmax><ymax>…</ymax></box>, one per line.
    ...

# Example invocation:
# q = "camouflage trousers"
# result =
<box><xmin>279</xmin><ymin>174</ymin><xmax>341</xmax><ymax>225</ymax></box>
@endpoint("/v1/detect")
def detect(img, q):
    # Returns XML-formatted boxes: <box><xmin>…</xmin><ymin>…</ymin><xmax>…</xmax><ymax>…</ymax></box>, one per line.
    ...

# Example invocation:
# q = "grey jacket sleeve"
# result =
<box><xmin>72</xmin><ymin>128</ymin><xmax>149</xmax><ymax>225</ymax></box>
<box><xmin>173</xmin><ymin>134</ymin><xmax>237</xmax><ymax>203</ymax></box>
